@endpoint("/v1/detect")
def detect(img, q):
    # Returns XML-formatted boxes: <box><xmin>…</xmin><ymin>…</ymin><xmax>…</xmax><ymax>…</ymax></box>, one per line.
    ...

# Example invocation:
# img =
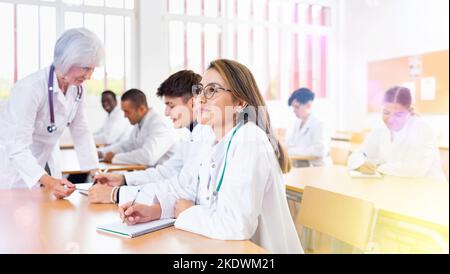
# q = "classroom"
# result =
<box><xmin>0</xmin><ymin>0</ymin><xmax>448</xmax><ymax>256</ymax></box>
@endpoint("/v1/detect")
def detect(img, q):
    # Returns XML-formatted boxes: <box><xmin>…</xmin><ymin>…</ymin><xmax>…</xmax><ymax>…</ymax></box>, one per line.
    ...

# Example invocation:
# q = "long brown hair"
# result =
<box><xmin>208</xmin><ymin>59</ymin><xmax>291</xmax><ymax>173</ymax></box>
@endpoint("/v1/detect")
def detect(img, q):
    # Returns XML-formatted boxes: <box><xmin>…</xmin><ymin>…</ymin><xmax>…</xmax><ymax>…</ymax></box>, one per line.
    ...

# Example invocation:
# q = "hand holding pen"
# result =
<box><xmin>92</xmin><ymin>168</ymin><xmax>109</xmax><ymax>185</ymax></box>
<box><xmin>119</xmin><ymin>189</ymin><xmax>149</xmax><ymax>225</ymax></box>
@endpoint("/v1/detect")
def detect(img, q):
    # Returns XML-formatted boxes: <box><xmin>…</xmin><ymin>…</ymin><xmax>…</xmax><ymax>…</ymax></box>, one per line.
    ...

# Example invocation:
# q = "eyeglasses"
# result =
<box><xmin>192</xmin><ymin>84</ymin><xmax>233</xmax><ymax>100</ymax></box>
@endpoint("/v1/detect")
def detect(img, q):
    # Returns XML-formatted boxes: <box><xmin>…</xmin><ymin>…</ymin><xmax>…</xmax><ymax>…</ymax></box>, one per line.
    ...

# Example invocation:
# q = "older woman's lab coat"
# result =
<box><xmin>0</xmin><ymin>67</ymin><xmax>99</xmax><ymax>189</ymax></box>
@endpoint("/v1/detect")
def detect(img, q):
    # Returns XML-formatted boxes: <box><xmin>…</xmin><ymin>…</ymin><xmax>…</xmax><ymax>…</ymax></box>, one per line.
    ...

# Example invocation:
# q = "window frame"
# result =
<box><xmin>0</xmin><ymin>0</ymin><xmax>137</xmax><ymax>97</ymax></box>
<box><xmin>163</xmin><ymin>0</ymin><xmax>337</xmax><ymax>102</ymax></box>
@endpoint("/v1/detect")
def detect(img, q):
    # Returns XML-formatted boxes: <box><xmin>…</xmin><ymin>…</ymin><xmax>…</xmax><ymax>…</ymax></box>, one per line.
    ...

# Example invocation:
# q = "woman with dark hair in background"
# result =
<box><xmin>348</xmin><ymin>86</ymin><xmax>445</xmax><ymax>182</ymax></box>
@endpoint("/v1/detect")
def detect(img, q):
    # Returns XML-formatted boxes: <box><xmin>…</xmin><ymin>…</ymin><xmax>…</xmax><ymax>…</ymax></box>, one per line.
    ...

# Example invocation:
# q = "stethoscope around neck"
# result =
<box><xmin>194</xmin><ymin>122</ymin><xmax>243</xmax><ymax>205</ymax></box>
<box><xmin>47</xmin><ymin>64</ymin><xmax>83</xmax><ymax>133</ymax></box>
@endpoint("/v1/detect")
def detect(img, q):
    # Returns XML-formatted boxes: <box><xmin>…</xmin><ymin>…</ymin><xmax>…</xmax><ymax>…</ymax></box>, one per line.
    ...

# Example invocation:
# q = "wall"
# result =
<box><xmin>339</xmin><ymin>0</ymin><xmax>449</xmax><ymax>146</ymax></box>
<box><xmin>1</xmin><ymin>0</ymin><xmax>448</xmax><ymax>146</ymax></box>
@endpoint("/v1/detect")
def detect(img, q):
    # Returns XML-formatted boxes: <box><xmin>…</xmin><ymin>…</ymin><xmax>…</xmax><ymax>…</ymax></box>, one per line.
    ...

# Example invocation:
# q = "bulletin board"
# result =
<box><xmin>367</xmin><ymin>50</ymin><xmax>449</xmax><ymax>114</ymax></box>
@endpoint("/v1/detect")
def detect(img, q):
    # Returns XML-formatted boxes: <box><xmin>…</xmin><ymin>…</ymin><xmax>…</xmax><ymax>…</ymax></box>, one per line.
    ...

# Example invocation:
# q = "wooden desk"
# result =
<box><xmin>283</xmin><ymin>166</ymin><xmax>449</xmax><ymax>228</ymax></box>
<box><xmin>331</xmin><ymin>132</ymin><xmax>352</xmax><ymax>142</ymax></box>
<box><xmin>61</xmin><ymin>149</ymin><xmax>146</xmax><ymax>175</ymax></box>
<box><xmin>290</xmin><ymin>155</ymin><xmax>318</xmax><ymax>161</ymax></box>
<box><xmin>60</xmin><ymin>143</ymin><xmax>106</xmax><ymax>150</ymax></box>
<box><xmin>0</xmin><ymin>189</ymin><xmax>266</xmax><ymax>254</ymax></box>
<box><xmin>330</xmin><ymin>140</ymin><xmax>361</xmax><ymax>152</ymax></box>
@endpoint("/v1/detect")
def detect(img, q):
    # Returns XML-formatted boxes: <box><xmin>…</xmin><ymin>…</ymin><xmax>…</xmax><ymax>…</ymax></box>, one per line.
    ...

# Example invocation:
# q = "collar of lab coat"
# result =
<box><xmin>47</xmin><ymin>66</ymin><xmax>81</xmax><ymax>109</ymax></box>
<box><xmin>390</xmin><ymin>115</ymin><xmax>414</xmax><ymax>144</ymax></box>
<box><xmin>210</xmin><ymin>123</ymin><xmax>241</xmax><ymax>165</ymax></box>
<box><xmin>188</xmin><ymin>121</ymin><xmax>198</xmax><ymax>132</ymax></box>
<box><xmin>137</xmin><ymin>110</ymin><xmax>151</xmax><ymax>130</ymax></box>
<box><xmin>46</xmin><ymin>66</ymin><xmax>61</xmax><ymax>95</ymax></box>
<box><xmin>297</xmin><ymin>114</ymin><xmax>315</xmax><ymax>133</ymax></box>
<box><xmin>109</xmin><ymin>105</ymin><xmax>121</xmax><ymax>116</ymax></box>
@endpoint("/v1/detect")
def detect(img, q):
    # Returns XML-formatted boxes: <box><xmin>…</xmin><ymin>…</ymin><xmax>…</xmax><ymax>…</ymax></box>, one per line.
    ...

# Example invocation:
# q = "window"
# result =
<box><xmin>165</xmin><ymin>0</ymin><xmax>332</xmax><ymax>101</ymax></box>
<box><xmin>0</xmin><ymin>0</ymin><xmax>135</xmax><ymax>99</ymax></box>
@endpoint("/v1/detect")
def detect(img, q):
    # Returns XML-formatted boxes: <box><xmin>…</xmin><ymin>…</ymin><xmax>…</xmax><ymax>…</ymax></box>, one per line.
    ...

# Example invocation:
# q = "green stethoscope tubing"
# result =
<box><xmin>213</xmin><ymin>122</ymin><xmax>242</xmax><ymax>196</ymax></box>
<box><xmin>195</xmin><ymin>122</ymin><xmax>243</xmax><ymax>204</ymax></box>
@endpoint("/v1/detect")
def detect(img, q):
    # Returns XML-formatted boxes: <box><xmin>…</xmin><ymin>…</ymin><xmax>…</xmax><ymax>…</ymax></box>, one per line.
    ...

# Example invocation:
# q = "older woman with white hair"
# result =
<box><xmin>0</xmin><ymin>28</ymin><xmax>104</xmax><ymax>199</ymax></box>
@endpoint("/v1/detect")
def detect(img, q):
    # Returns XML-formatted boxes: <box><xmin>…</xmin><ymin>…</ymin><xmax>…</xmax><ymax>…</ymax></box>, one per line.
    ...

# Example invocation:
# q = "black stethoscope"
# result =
<box><xmin>47</xmin><ymin>65</ymin><xmax>83</xmax><ymax>133</ymax></box>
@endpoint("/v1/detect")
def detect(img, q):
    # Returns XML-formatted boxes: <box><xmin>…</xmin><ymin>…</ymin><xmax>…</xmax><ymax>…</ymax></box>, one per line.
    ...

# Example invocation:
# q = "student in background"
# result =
<box><xmin>98</xmin><ymin>89</ymin><xmax>177</xmax><ymax>166</ymax></box>
<box><xmin>118</xmin><ymin>59</ymin><xmax>303</xmax><ymax>254</ymax></box>
<box><xmin>93</xmin><ymin>90</ymin><xmax>131</xmax><ymax>145</ymax></box>
<box><xmin>348</xmin><ymin>86</ymin><xmax>445</xmax><ymax>182</ymax></box>
<box><xmin>286</xmin><ymin>88</ymin><xmax>331</xmax><ymax>167</ymax></box>
<box><xmin>88</xmin><ymin>70</ymin><xmax>215</xmax><ymax>204</ymax></box>
<box><xmin>0</xmin><ymin>28</ymin><xmax>102</xmax><ymax>198</ymax></box>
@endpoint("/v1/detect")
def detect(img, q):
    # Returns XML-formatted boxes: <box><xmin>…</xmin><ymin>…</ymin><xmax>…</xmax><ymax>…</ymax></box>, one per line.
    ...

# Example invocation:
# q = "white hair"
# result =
<box><xmin>53</xmin><ymin>28</ymin><xmax>104</xmax><ymax>75</ymax></box>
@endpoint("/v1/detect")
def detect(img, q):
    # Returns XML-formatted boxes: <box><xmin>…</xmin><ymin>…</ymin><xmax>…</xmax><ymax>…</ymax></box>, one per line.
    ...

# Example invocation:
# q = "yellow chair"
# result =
<box><xmin>349</xmin><ymin>131</ymin><xmax>368</xmax><ymax>143</ymax></box>
<box><xmin>297</xmin><ymin>186</ymin><xmax>378</xmax><ymax>253</ymax></box>
<box><xmin>329</xmin><ymin>146</ymin><xmax>351</xmax><ymax>166</ymax></box>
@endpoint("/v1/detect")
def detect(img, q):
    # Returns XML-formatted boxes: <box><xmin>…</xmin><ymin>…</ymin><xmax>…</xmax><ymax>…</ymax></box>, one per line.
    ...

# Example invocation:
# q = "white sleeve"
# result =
<box><xmin>69</xmin><ymin>93</ymin><xmax>99</xmax><ymax>170</ymax></box>
<box><xmin>378</xmin><ymin>125</ymin><xmax>438</xmax><ymax>177</ymax></box>
<box><xmin>118</xmin><ymin>182</ymin><xmax>176</xmax><ymax>219</ymax></box>
<box><xmin>93</xmin><ymin>129</ymin><xmax>106</xmax><ymax>144</ymax></box>
<box><xmin>97</xmin><ymin>116</ymin><xmax>130</xmax><ymax>145</ymax></box>
<box><xmin>112</xmin><ymin>124</ymin><xmax>177</xmax><ymax>166</ymax></box>
<box><xmin>118</xmin><ymin>184</ymin><xmax>157</xmax><ymax>206</ymax></box>
<box><xmin>124</xmin><ymin>142</ymin><xmax>184</xmax><ymax>186</ymax></box>
<box><xmin>347</xmin><ymin>130</ymin><xmax>379</xmax><ymax>170</ymax></box>
<box><xmin>93</xmin><ymin>118</ymin><xmax>106</xmax><ymax>142</ymax></box>
<box><xmin>98</xmin><ymin>129</ymin><xmax>134</xmax><ymax>154</ymax></box>
<box><xmin>175</xmin><ymin>137</ymin><xmax>269</xmax><ymax>240</ymax></box>
<box><xmin>5</xmin><ymin>84</ymin><xmax>47</xmax><ymax>188</ymax></box>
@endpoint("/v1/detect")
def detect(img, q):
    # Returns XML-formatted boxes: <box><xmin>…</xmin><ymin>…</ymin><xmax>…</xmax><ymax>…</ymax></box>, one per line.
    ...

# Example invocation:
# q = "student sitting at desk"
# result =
<box><xmin>93</xmin><ymin>90</ymin><xmax>131</xmax><ymax>146</ymax></box>
<box><xmin>97</xmin><ymin>89</ymin><xmax>177</xmax><ymax>166</ymax></box>
<box><xmin>286</xmin><ymin>88</ymin><xmax>331</xmax><ymax>167</ymax></box>
<box><xmin>347</xmin><ymin>86</ymin><xmax>446</xmax><ymax>182</ymax></box>
<box><xmin>117</xmin><ymin>59</ymin><xmax>303</xmax><ymax>254</ymax></box>
<box><xmin>89</xmin><ymin>70</ymin><xmax>215</xmax><ymax>204</ymax></box>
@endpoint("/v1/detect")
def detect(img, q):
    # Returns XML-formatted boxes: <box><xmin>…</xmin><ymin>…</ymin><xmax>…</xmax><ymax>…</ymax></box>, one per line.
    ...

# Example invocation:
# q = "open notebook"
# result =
<box><xmin>97</xmin><ymin>219</ymin><xmax>176</xmax><ymax>238</ymax></box>
<box><xmin>349</xmin><ymin>170</ymin><xmax>383</xmax><ymax>179</ymax></box>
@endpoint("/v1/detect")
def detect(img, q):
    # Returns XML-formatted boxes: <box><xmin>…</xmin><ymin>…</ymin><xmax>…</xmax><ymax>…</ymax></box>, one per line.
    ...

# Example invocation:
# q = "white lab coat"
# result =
<box><xmin>0</xmin><ymin>67</ymin><xmax>99</xmax><ymax>189</ymax></box>
<box><xmin>118</xmin><ymin>124</ymin><xmax>217</xmax><ymax>218</ymax></box>
<box><xmin>98</xmin><ymin>111</ymin><xmax>177</xmax><ymax>166</ymax></box>
<box><xmin>286</xmin><ymin>115</ymin><xmax>331</xmax><ymax>166</ymax></box>
<box><xmin>174</xmin><ymin>122</ymin><xmax>303</xmax><ymax>254</ymax></box>
<box><xmin>93</xmin><ymin>105</ymin><xmax>131</xmax><ymax>145</ymax></box>
<box><xmin>347</xmin><ymin>116</ymin><xmax>446</xmax><ymax>182</ymax></box>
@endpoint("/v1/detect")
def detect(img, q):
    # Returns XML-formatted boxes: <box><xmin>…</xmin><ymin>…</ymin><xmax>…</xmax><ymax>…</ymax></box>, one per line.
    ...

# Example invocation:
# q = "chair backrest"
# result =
<box><xmin>298</xmin><ymin>186</ymin><xmax>377</xmax><ymax>251</ymax></box>
<box><xmin>349</xmin><ymin>131</ymin><xmax>369</xmax><ymax>143</ymax></box>
<box><xmin>329</xmin><ymin>146</ymin><xmax>350</xmax><ymax>165</ymax></box>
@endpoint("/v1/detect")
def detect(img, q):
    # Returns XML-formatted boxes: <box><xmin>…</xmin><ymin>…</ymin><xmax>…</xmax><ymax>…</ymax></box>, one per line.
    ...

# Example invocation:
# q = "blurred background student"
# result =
<box><xmin>348</xmin><ymin>86</ymin><xmax>446</xmax><ymax>182</ymax></box>
<box><xmin>93</xmin><ymin>90</ymin><xmax>131</xmax><ymax>146</ymax></box>
<box><xmin>98</xmin><ymin>89</ymin><xmax>177</xmax><ymax>166</ymax></box>
<box><xmin>286</xmin><ymin>88</ymin><xmax>331</xmax><ymax>167</ymax></box>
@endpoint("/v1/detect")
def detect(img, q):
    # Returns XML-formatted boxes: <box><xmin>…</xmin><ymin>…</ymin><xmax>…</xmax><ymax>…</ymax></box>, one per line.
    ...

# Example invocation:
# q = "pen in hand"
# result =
<box><xmin>92</xmin><ymin>168</ymin><xmax>109</xmax><ymax>185</ymax></box>
<box><xmin>123</xmin><ymin>189</ymin><xmax>141</xmax><ymax>224</ymax></box>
